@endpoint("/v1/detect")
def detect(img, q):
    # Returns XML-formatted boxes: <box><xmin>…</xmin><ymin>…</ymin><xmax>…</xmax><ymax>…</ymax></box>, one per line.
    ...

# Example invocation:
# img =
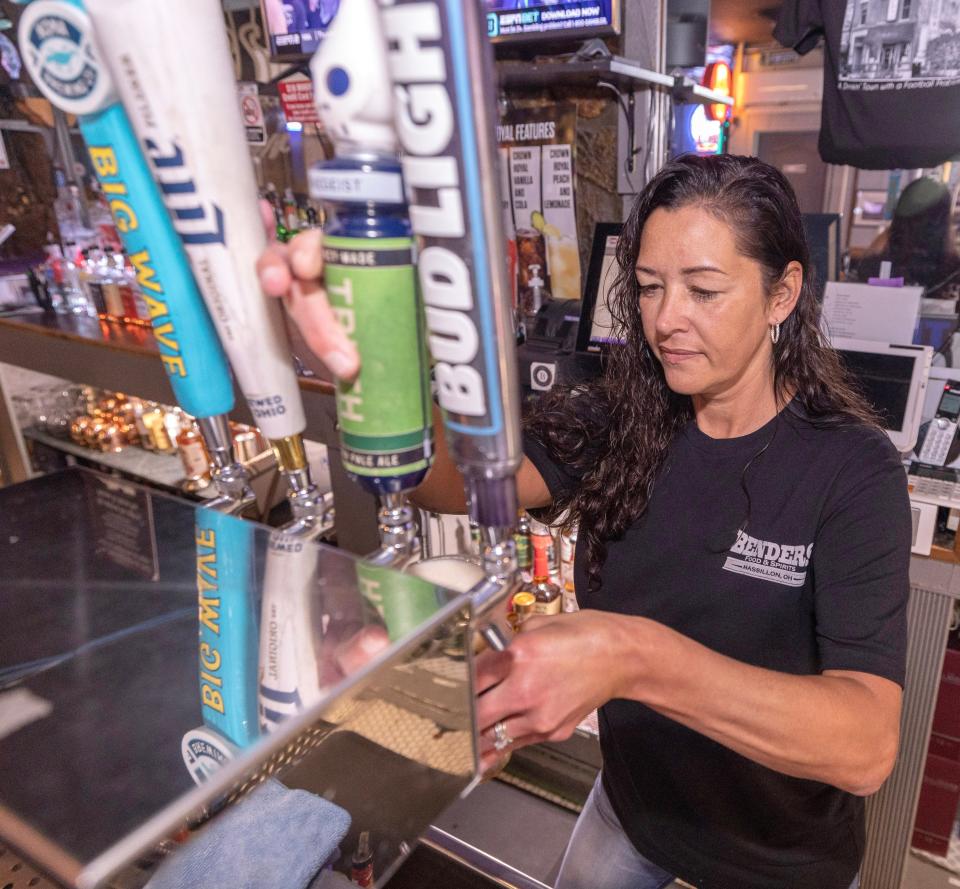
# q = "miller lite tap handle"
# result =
<box><xmin>85</xmin><ymin>0</ymin><xmax>307</xmax><ymax>445</ymax></box>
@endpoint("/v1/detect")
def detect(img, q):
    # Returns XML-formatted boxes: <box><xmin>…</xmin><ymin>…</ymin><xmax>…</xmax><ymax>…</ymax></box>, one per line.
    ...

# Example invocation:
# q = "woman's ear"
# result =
<box><xmin>769</xmin><ymin>261</ymin><xmax>803</xmax><ymax>326</ymax></box>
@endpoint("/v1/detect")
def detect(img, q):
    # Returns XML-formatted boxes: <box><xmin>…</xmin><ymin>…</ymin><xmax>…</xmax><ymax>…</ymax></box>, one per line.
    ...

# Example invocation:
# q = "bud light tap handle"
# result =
<box><xmin>377</xmin><ymin>0</ymin><xmax>523</xmax><ymax>533</ymax></box>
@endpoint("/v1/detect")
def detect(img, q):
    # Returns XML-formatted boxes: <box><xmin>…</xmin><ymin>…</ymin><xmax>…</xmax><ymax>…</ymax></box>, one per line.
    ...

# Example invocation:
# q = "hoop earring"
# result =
<box><xmin>770</xmin><ymin>323</ymin><xmax>781</xmax><ymax>345</ymax></box>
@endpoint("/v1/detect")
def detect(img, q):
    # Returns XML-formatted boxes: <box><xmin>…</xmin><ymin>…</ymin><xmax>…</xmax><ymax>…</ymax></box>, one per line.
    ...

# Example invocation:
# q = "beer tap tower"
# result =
<box><xmin>309</xmin><ymin>0</ymin><xmax>525</xmax><ymax>646</ymax></box>
<box><xmin>86</xmin><ymin>0</ymin><xmax>331</xmax><ymax>540</ymax></box>
<box><xmin>377</xmin><ymin>0</ymin><xmax>526</xmax><ymax>645</ymax></box>
<box><xmin>19</xmin><ymin>0</ymin><xmax>255</xmax><ymax>516</ymax></box>
<box><xmin>309</xmin><ymin>0</ymin><xmax>434</xmax><ymax>571</ymax></box>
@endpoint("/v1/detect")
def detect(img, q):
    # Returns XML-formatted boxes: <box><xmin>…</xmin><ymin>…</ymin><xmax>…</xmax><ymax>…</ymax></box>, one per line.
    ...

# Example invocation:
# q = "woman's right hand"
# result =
<box><xmin>256</xmin><ymin>210</ymin><xmax>360</xmax><ymax>382</ymax></box>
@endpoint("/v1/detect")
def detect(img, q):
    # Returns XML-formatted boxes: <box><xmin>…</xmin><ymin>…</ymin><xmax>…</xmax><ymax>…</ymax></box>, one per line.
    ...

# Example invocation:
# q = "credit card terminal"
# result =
<box><xmin>918</xmin><ymin>382</ymin><xmax>960</xmax><ymax>466</ymax></box>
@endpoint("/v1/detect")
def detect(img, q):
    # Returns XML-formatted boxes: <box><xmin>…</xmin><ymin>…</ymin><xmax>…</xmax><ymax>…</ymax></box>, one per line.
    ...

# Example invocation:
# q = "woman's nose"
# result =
<box><xmin>654</xmin><ymin>288</ymin><xmax>689</xmax><ymax>338</ymax></box>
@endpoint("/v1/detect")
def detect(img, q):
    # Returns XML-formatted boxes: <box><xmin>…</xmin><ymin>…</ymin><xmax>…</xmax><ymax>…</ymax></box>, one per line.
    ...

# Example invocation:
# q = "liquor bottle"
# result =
<box><xmin>130</xmin><ymin>398</ymin><xmax>154</xmax><ymax>449</ymax></box>
<box><xmin>283</xmin><ymin>188</ymin><xmax>300</xmax><ymax>234</ymax></box>
<box><xmin>231</xmin><ymin>422</ymin><xmax>268</xmax><ymax>462</ymax></box>
<box><xmin>101</xmin><ymin>254</ymin><xmax>127</xmax><ymax>321</ymax></box>
<box><xmin>349</xmin><ymin>830</ymin><xmax>374</xmax><ymax>887</ymax></box>
<box><xmin>508</xmin><ymin>590</ymin><xmax>537</xmax><ymax>633</ymax></box>
<box><xmin>80</xmin><ymin>249</ymin><xmax>108</xmax><ymax>317</ymax></box>
<box><xmin>52</xmin><ymin>167</ymin><xmax>85</xmax><ymax>247</ymax></box>
<box><xmin>560</xmin><ymin>524</ymin><xmax>578</xmax><ymax>613</ymax></box>
<box><xmin>118</xmin><ymin>255</ymin><xmax>150</xmax><ymax>325</ymax></box>
<box><xmin>274</xmin><ymin>204</ymin><xmax>291</xmax><ymax>244</ymax></box>
<box><xmin>143</xmin><ymin>406</ymin><xmax>175</xmax><ymax>454</ymax></box>
<box><xmin>177</xmin><ymin>421</ymin><xmax>212</xmax><ymax>492</ymax></box>
<box><xmin>61</xmin><ymin>249</ymin><xmax>95</xmax><ymax>316</ymax></box>
<box><xmin>163</xmin><ymin>406</ymin><xmax>184</xmax><ymax>446</ymax></box>
<box><xmin>529</xmin><ymin>518</ymin><xmax>557</xmax><ymax>580</ymax></box>
<box><xmin>469</xmin><ymin>519</ymin><xmax>482</xmax><ymax>555</ymax></box>
<box><xmin>521</xmin><ymin>532</ymin><xmax>562</xmax><ymax>616</ymax></box>
<box><xmin>514</xmin><ymin>510</ymin><xmax>532</xmax><ymax>582</ymax></box>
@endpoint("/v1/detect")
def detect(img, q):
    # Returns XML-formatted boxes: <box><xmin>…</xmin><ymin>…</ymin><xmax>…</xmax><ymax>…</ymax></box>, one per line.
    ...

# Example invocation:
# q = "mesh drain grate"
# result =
<box><xmin>0</xmin><ymin>846</ymin><xmax>59</xmax><ymax>889</ymax></box>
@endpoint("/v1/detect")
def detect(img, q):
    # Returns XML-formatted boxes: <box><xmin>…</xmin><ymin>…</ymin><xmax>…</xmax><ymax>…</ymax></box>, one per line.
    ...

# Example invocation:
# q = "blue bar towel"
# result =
<box><xmin>146</xmin><ymin>780</ymin><xmax>351</xmax><ymax>889</ymax></box>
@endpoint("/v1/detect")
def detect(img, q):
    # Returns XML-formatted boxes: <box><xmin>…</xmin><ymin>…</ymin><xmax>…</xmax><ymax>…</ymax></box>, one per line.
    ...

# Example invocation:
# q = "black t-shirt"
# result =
<box><xmin>524</xmin><ymin>402</ymin><xmax>911</xmax><ymax>889</ymax></box>
<box><xmin>774</xmin><ymin>0</ymin><xmax>960</xmax><ymax>169</ymax></box>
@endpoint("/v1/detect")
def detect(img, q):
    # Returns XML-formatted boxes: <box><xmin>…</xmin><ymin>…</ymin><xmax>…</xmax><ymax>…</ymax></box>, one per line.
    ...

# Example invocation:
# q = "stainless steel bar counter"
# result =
<box><xmin>0</xmin><ymin>468</ymin><xmax>485</xmax><ymax>888</ymax></box>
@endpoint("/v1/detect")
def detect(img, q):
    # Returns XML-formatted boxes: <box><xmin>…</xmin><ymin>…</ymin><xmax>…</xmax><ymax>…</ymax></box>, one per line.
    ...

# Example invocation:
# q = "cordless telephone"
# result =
<box><xmin>918</xmin><ymin>382</ymin><xmax>960</xmax><ymax>467</ymax></box>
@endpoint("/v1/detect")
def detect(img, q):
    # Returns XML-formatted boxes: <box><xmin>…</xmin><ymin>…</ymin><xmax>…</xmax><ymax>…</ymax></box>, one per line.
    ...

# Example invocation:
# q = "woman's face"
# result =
<box><xmin>635</xmin><ymin>204</ymin><xmax>779</xmax><ymax>400</ymax></box>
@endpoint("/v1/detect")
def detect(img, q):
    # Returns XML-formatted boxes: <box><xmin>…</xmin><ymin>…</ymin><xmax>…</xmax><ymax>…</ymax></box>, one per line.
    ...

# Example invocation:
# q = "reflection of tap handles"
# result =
<box><xmin>195</xmin><ymin>510</ymin><xmax>259</xmax><ymax>747</ymax></box>
<box><xmin>181</xmin><ymin>508</ymin><xmax>260</xmax><ymax>785</ymax></box>
<box><xmin>258</xmin><ymin>531</ymin><xmax>323</xmax><ymax>733</ymax></box>
<box><xmin>85</xmin><ymin>0</ymin><xmax>326</xmax><ymax>536</ymax></box>
<box><xmin>356</xmin><ymin>559</ymin><xmax>447</xmax><ymax>643</ymax></box>
<box><xmin>310</xmin><ymin>0</ymin><xmax>433</xmax><ymax>566</ymax></box>
<box><xmin>19</xmin><ymin>0</ymin><xmax>253</xmax><ymax>514</ymax></box>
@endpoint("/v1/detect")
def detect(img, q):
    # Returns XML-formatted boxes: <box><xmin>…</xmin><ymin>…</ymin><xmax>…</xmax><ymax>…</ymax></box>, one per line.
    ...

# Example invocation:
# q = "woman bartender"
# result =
<box><xmin>258</xmin><ymin>154</ymin><xmax>910</xmax><ymax>889</ymax></box>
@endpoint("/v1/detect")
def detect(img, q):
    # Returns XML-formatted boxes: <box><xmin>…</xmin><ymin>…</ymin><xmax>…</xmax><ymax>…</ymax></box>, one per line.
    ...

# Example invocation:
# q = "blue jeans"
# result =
<box><xmin>555</xmin><ymin>774</ymin><xmax>861</xmax><ymax>889</ymax></box>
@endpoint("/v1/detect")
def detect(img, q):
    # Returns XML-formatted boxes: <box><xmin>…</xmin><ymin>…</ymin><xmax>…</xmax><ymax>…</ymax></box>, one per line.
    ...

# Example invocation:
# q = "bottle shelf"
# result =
<box><xmin>22</xmin><ymin>427</ymin><xmax>214</xmax><ymax>501</ymax></box>
<box><xmin>0</xmin><ymin>312</ymin><xmax>381</xmax><ymax>553</ymax></box>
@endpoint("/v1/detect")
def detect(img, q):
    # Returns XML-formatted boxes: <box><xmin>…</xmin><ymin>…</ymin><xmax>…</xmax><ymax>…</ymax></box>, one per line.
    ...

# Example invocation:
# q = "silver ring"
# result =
<box><xmin>493</xmin><ymin>720</ymin><xmax>512</xmax><ymax>752</ymax></box>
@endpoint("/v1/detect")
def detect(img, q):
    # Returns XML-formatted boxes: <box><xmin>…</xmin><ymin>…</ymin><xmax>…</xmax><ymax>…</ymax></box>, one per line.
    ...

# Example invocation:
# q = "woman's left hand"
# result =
<box><xmin>475</xmin><ymin>609</ymin><xmax>630</xmax><ymax>773</ymax></box>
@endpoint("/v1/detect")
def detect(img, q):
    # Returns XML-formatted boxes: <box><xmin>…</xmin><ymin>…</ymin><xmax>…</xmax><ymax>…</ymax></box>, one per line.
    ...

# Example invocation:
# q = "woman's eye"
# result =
<box><xmin>690</xmin><ymin>288</ymin><xmax>718</xmax><ymax>302</ymax></box>
<box><xmin>637</xmin><ymin>283</ymin><xmax>661</xmax><ymax>297</ymax></box>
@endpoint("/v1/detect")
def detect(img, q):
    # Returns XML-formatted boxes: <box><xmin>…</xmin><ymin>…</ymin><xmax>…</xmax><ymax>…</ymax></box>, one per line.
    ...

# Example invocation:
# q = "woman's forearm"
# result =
<box><xmin>410</xmin><ymin>406</ymin><xmax>553</xmax><ymax>515</ymax></box>
<box><xmin>409</xmin><ymin>404</ymin><xmax>469</xmax><ymax>515</ymax></box>
<box><xmin>608</xmin><ymin>614</ymin><xmax>902</xmax><ymax>795</ymax></box>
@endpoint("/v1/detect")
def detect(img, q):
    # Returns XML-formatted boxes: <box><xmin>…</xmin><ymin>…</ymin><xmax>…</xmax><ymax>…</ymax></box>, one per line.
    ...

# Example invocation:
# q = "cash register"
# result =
<box><xmin>831</xmin><ymin>337</ymin><xmax>938</xmax><ymax>554</ymax></box>
<box><xmin>515</xmin><ymin>222</ymin><xmax>622</xmax><ymax>397</ymax></box>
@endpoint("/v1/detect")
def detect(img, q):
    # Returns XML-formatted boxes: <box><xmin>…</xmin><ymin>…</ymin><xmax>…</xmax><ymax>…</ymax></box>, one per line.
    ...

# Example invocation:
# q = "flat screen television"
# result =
<box><xmin>487</xmin><ymin>0</ymin><xmax>621</xmax><ymax>42</ymax></box>
<box><xmin>261</xmin><ymin>0</ymin><xmax>339</xmax><ymax>61</ymax></box>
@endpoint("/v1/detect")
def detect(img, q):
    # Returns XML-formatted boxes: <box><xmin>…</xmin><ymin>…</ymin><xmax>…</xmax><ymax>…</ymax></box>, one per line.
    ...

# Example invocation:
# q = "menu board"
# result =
<box><xmin>497</xmin><ymin>103</ymin><xmax>581</xmax><ymax>320</ymax></box>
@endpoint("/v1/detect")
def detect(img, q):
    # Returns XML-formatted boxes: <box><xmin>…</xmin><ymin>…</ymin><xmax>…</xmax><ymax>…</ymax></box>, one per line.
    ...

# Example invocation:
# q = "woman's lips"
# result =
<box><xmin>659</xmin><ymin>348</ymin><xmax>700</xmax><ymax>365</ymax></box>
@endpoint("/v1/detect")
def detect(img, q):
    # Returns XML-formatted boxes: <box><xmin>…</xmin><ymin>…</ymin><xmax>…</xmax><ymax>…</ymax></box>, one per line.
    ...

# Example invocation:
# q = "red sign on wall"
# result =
<box><xmin>278</xmin><ymin>79</ymin><xmax>320</xmax><ymax>125</ymax></box>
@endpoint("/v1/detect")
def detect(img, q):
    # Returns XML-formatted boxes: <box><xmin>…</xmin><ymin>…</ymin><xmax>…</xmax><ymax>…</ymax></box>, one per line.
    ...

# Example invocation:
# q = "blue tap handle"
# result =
<box><xmin>19</xmin><ymin>0</ymin><xmax>235</xmax><ymax>420</ymax></box>
<box><xmin>195</xmin><ymin>508</ymin><xmax>259</xmax><ymax>748</ymax></box>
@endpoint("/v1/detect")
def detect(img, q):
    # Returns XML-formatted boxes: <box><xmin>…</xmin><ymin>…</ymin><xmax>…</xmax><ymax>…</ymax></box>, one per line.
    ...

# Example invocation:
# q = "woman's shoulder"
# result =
<box><xmin>784</xmin><ymin>407</ymin><xmax>904</xmax><ymax>480</ymax></box>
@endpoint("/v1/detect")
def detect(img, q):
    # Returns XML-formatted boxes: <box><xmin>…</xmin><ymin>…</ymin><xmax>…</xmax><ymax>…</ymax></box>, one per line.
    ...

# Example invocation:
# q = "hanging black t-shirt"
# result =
<box><xmin>774</xmin><ymin>0</ymin><xmax>960</xmax><ymax>169</ymax></box>
<box><xmin>524</xmin><ymin>402</ymin><xmax>911</xmax><ymax>889</ymax></box>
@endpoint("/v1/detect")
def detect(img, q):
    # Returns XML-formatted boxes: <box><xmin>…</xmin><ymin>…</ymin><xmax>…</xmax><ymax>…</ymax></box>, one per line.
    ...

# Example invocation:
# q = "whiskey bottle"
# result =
<box><xmin>514</xmin><ymin>510</ymin><xmax>532</xmax><ymax>582</ymax></box>
<box><xmin>522</xmin><ymin>532</ymin><xmax>562</xmax><ymax>616</ymax></box>
<box><xmin>177</xmin><ymin>421</ymin><xmax>212</xmax><ymax>492</ymax></box>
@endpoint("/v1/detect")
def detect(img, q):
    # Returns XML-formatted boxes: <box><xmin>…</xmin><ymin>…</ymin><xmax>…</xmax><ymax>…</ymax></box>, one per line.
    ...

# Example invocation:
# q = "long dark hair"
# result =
<box><xmin>526</xmin><ymin>154</ymin><xmax>878</xmax><ymax>592</ymax></box>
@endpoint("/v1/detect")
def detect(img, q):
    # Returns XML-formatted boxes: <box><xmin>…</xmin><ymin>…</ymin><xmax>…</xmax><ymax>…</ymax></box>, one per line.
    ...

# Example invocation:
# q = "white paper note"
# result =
<box><xmin>822</xmin><ymin>282</ymin><xmax>923</xmax><ymax>345</ymax></box>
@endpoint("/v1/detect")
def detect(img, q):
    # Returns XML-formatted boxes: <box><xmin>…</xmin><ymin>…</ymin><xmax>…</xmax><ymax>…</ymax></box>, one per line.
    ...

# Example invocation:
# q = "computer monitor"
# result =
<box><xmin>914</xmin><ymin>313</ymin><xmax>958</xmax><ymax>361</ymax></box>
<box><xmin>832</xmin><ymin>337</ymin><xmax>932</xmax><ymax>453</ymax></box>
<box><xmin>801</xmin><ymin>213</ymin><xmax>840</xmax><ymax>300</ymax></box>
<box><xmin>576</xmin><ymin>222</ymin><xmax>624</xmax><ymax>356</ymax></box>
<box><xmin>486</xmin><ymin>0</ymin><xmax>621</xmax><ymax>44</ymax></box>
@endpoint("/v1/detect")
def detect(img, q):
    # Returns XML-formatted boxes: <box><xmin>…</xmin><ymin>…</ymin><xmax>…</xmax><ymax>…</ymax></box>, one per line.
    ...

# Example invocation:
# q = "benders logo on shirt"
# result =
<box><xmin>722</xmin><ymin>530</ymin><xmax>814</xmax><ymax>588</ymax></box>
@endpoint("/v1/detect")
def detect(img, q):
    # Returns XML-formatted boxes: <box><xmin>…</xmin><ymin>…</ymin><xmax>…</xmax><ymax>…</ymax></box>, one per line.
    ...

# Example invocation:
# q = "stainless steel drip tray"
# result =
<box><xmin>0</xmin><ymin>468</ymin><xmax>479</xmax><ymax>889</ymax></box>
